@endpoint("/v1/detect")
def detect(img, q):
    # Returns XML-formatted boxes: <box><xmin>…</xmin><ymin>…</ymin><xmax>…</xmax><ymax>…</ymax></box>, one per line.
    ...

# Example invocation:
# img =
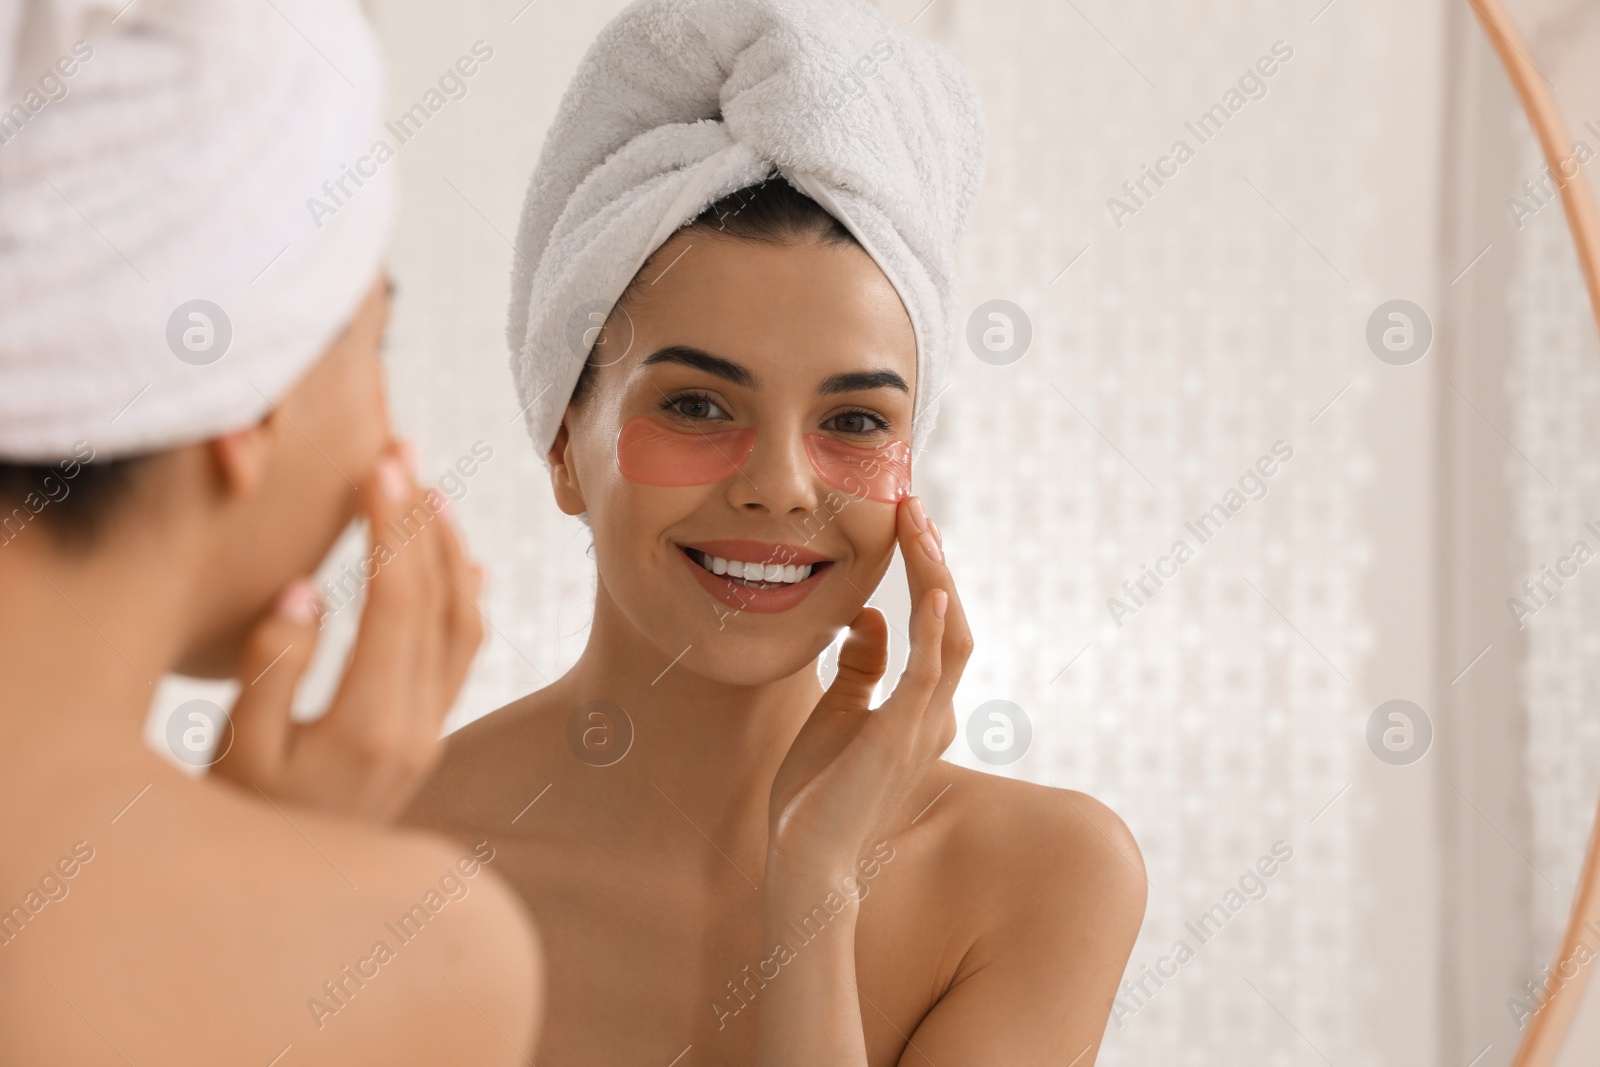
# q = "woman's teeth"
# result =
<box><xmin>690</xmin><ymin>549</ymin><xmax>814</xmax><ymax>585</ymax></box>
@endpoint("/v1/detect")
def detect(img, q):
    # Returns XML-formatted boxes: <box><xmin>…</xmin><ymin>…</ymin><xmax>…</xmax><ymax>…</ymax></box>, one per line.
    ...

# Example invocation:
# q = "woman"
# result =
<box><xmin>404</xmin><ymin>3</ymin><xmax>1144</xmax><ymax>1060</ymax></box>
<box><xmin>0</xmin><ymin>2</ymin><xmax>540</xmax><ymax>1062</ymax></box>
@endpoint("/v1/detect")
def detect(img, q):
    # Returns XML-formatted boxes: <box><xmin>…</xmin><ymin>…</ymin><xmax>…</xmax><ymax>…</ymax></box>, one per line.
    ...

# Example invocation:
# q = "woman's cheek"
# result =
<box><xmin>833</xmin><ymin>494</ymin><xmax>899</xmax><ymax>577</ymax></box>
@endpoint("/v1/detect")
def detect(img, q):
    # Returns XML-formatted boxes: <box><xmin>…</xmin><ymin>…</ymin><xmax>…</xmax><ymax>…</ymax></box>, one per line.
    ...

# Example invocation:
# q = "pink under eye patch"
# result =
<box><xmin>802</xmin><ymin>433</ymin><xmax>911</xmax><ymax>503</ymax></box>
<box><xmin>615</xmin><ymin>416</ymin><xmax>911</xmax><ymax>502</ymax></box>
<box><xmin>615</xmin><ymin>416</ymin><xmax>756</xmax><ymax>485</ymax></box>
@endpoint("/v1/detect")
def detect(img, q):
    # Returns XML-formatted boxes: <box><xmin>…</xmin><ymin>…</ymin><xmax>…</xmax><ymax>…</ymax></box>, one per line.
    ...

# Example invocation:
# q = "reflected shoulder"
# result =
<box><xmin>406</xmin><ymin>688</ymin><xmax>561</xmax><ymax>830</ymax></box>
<box><xmin>924</xmin><ymin>764</ymin><xmax>1148</xmax><ymax>932</ymax></box>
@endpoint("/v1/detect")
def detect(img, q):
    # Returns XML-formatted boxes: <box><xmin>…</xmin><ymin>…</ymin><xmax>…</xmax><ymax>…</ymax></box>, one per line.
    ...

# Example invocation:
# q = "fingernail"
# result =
<box><xmin>919</xmin><ymin>530</ymin><xmax>942</xmax><ymax>562</ymax></box>
<box><xmin>908</xmin><ymin>496</ymin><xmax>928</xmax><ymax>530</ymax></box>
<box><xmin>275</xmin><ymin>578</ymin><xmax>321</xmax><ymax>624</ymax></box>
<box><xmin>380</xmin><ymin>458</ymin><xmax>408</xmax><ymax>504</ymax></box>
<box><xmin>929</xmin><ymin>518</ymin><xmax>942</xmax><ymax>546</ymax></box>
<box><xmin>932</xmin><ymin>589</ymin><xmax>948</xmax><ymax>619</ymax></box>
<box><xmin>397</xmin><ymin>438</ymin><xmax>418</xmax><ymax>476</ymax></box>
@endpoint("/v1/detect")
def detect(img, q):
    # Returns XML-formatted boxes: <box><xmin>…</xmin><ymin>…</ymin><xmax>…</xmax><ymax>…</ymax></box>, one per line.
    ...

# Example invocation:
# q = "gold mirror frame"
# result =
<box><xmin>1470</xmin><ymin>1</ymin><xmax>1600</xmax><ymax>1061</ymax></box>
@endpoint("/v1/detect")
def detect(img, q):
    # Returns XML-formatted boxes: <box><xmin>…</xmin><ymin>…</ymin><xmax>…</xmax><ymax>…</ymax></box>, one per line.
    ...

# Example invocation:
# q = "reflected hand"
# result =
<box><xmin>211</xmin><ymin>441</ymin><xmax>486</xmax><ymax>821</ymax></box>
<box><xmin>766</xmin><ymin>497</ymin><xmax>973</xmax><ymax>877</ymax></box>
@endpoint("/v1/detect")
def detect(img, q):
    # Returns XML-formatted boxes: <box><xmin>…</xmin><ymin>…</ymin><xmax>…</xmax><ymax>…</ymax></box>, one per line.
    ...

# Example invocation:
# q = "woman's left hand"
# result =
<box><xmin>211</xmin><ymin>441</ymin><xmax>486</xmax><ymax>822</ymax></box>
<box><xmin>765</xmin><ymin>495</ymin><xmax>974</xmax><ymax>879</ymax></box>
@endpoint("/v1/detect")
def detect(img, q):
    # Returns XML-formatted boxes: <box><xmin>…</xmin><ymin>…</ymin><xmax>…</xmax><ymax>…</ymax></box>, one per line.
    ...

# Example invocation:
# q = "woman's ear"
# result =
<box><xmin>547</xmin><ymin>417</ymin><xmax>588</xmax><ymax>517</ymax></box>
<box><xmin>207</xmin><ymin>414</ymin><xmax>278</xmax><ymax>497</ymax></box>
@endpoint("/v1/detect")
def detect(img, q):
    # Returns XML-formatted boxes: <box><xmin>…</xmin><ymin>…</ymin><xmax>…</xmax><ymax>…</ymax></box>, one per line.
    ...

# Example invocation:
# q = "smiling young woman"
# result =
<box><xmin>402</xmin><ymin>177</ymin><xmax>1147</xmax><ymax>1066</ymax></box>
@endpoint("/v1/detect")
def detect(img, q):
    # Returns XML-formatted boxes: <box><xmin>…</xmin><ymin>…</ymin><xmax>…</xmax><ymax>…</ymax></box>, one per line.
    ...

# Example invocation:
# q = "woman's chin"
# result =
<box><xmin>657</xmin><ymin>631</ymin><xmax>835</xmax><ymax>690</ymax></box>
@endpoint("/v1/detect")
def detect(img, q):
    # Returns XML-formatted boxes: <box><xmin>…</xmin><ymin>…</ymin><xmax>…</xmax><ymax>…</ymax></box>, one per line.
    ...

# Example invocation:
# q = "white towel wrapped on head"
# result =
<box><xmin>0</xmin><ymin>0</ymin><xmax>395</xmax><ymax>462</ymax></box>
<box><xmin>507</xmin><ymin>0</ymin><xmax>987</xmax><ymax>466</ymax></box>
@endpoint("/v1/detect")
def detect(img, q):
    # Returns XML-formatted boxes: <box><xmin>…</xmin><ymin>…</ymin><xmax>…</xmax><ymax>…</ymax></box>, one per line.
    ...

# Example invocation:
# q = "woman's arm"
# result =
<box><xmin>891</xmin><ymin>792</ymin><xmax>1147</xmax><ymax>1065</ymax></box>
<box><xmin>755</xmin><ymin>787</ymin><xmax>1146</xmax><ymax>1066</ymax></box>
<box><xmin>757</xmin><ymin>496</ymin><xmax>966</xmax><ymax>1066</ymax></box>
<box><xmin>756</xmin><ymin>495</ymin><xmax>1146</xmax><ymax>1063</ymax></box>
<box><xmin>754</xmin><ymin>858</ymin><xmax>872</xmax><ymax>1065</ymax></box>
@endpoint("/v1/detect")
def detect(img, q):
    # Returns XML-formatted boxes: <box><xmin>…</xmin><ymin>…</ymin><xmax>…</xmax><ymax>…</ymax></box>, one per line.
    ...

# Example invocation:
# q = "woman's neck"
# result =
<box><xmin>555</xmin><ymin>585</ymin><xmax>830</xmax><ymax>824</ymax></box>
<box><xmin>0</xmin><ymin>538</ymin><xmax>184</xmax><ymax>758</ymax></box>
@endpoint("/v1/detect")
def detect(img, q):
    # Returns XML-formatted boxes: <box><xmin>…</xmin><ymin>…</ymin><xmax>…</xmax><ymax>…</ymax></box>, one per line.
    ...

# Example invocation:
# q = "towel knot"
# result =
<box><xmin>508</xmin><ymin>0</ymin><xmax>987</xmax><ymax>463</ymax></box>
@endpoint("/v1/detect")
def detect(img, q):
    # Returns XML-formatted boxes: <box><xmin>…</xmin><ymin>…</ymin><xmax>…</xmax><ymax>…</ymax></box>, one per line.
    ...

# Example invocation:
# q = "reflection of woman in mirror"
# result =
<box><xmin>404</xmin><ymin>0</ymin><xmax>1145</xmax><ymax>1061</ymax></box>
<box><xmin>0</xmin><ymin>2</ymin><xmax>541</xmax><ymax>1062</ymax></box>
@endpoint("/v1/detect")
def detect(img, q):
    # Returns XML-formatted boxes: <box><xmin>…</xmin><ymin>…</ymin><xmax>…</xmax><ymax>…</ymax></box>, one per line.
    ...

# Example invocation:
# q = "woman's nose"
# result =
<box><xmin>725</xmin><ymin>429</ymin><xmax>820</xmax><ymax>516</ymax></box>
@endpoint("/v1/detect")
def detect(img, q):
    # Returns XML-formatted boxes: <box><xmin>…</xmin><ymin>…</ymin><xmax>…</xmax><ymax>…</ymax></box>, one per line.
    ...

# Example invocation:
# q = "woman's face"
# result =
<box><xmin>550</xmin><ymin>231</ymin><xmax>918</xmax><ymax>685</ymax></box>
<box><xmin>181</xmin><ymin>274</ymin><xmax>394</xmax><ymax>676</ymax></box>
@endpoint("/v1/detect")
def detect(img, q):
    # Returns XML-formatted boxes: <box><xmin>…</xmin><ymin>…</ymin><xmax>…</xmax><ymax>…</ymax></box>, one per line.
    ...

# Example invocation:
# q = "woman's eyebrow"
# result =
<box><xmin>641</xmin><ymin>345</ymin><xmax>754</xmax><ymax>386</ymax></box>
<box><xmin>817</xmin><ymin>369</ymin><xmax>909</xmax><ymax>395</ymax></box>
<box><xmin>640</xmin><ymin>345</ymin><xmax>909</xmax><ymax>394</ymax></box>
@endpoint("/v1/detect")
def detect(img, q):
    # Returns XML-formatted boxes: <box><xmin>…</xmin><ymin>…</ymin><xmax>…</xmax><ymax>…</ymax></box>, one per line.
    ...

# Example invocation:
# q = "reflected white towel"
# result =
<box><xmin>0</xmin><ymin>0</ymin><xmax>395</xmax><ymax>461</ymax></box>
<box><xmin>507</xmin><ymin>0</ymin><xmax>987</xmax><ymax>464</ymax></box>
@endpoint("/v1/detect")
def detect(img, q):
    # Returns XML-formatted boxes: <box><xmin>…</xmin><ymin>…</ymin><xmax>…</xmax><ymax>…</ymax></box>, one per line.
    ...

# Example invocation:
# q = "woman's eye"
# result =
<box><xmin>825</xmin><ymin>410</ymin><xmax>887</xmax><ymax>435</ymax></box>
<box><xmin>668</xmin><ymin>394</ymin><xmax>727</xmax><ymax>420</ymax></box>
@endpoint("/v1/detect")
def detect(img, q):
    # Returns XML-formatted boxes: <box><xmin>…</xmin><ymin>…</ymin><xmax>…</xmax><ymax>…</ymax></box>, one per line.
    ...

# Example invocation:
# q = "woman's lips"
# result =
<box><xmin>677</xmin><ymin>546</ymin><xmax>831</xmax><ymax>614</ymax></box>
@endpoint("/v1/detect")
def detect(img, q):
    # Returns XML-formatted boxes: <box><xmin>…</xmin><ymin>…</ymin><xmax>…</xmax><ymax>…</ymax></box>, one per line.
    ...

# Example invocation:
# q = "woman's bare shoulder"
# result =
<box><xmin>874</xmin><ymin>764</ymin><xmax>1146</xmax><ymax>1053</ymax></box>
<box><xmin>916</xmin><ymin>762</ymin><xmax>1147</xmax><ymax>944</ymax></box>
<box><xmin>405</xmin><ymin>688</ymin><xmax>565</xmax><ymax>831</ymax></box>
<box><xmin>0</xmin><ymin>757</ymin><xmax>541</xmax><ymax>1066</ymax></box>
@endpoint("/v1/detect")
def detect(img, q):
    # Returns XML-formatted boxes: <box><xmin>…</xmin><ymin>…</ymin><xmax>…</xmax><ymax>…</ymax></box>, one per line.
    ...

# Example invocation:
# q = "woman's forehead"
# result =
<box><xmin>619</xmin><ymin>234</ymin><xmax>917</xmax><ymax>385</ymax></box>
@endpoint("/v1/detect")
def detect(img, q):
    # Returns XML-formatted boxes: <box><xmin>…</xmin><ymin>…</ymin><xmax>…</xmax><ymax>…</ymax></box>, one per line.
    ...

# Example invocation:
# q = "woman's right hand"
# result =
<box><xmin>210</xmin><ymin>440</ymin><xmax>486</xmax><ymax>821</ymax></box>
<box><xmin>765</xmin><ymin>495</ymin><xmax>974</xmax><ymax>879</ymax></box>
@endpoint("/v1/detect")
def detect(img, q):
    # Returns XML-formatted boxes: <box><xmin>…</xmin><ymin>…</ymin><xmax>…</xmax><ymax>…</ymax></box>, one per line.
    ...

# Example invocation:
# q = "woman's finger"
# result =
<box><xmin>876</xmin><ymin>586</ymin><xmax>947</xmax><ymax>741</ymax></box>
<box><xmin>820</xmin><ymin>606</ymin><xmax>890</xmax><ymax>709</ymax></box>
<box><xmin>325</xmin><ymin>447</ymin><xmax>424</xmax><ymax>751</ymax></box>
<box><xmin>440</xmin><ymin>561</ymin><xmax>488</xmax><ymax>701</ymax></box>
<box><xmin>367</xmin><ymin>478</ymin><xmax>452</xmax><ymax>798</ymax></box>
<box><xmin>213</xmin><ymin>578</ymin><xmax>323</xmax><ymax>783</ymax></box>
<box><xmin>898</xmin><ymin>498</ymin><xmax>974</xmax><ymax>714</ymax></box>
<box><xmin>896</xmin><ymin>495</ymin><xmax>932</xmax><ymax>616</ymax></box>
<box><xmin>401</xmin><ymin>477</ymin><xmax>447</xmax><ymax>710</ymax></box>
<box><xmin>432</xmin><ymin>498</ymin><xmax>486</xmax><ymax>718</ymax></box>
